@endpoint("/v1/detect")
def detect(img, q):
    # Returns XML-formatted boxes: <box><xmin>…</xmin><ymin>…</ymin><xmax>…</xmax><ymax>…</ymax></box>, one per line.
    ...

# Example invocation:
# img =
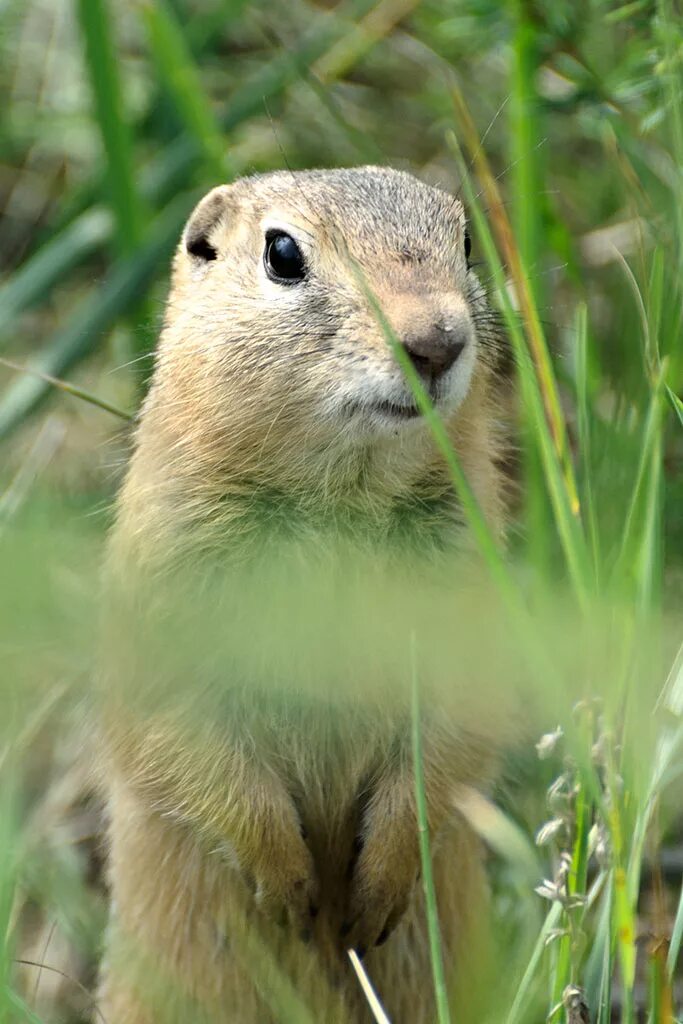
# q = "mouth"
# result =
<box><xmin>342</xmin><ymin>393</ymin><xmax>436</xmax><ymax>422</ymax></box>
<box><xmin>341</xmin><ymin>398</ymin><xmax>422</xmax><ymax>422</ymax></box>
<box><xmin>367</xmin><ymin>399</ymin><xmax>422</xmax><ymax>419</ymax></box>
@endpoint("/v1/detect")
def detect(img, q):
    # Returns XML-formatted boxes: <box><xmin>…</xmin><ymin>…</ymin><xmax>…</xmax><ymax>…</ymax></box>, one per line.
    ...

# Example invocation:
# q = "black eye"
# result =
<box><xmin>464</xmin><ymin>228</ymin><xmax>472</xmax><ymax>266</ymax></box>
<box><xmin>264</xmin><ymin>231</ymin><xmax>306</xmax><ymax>283</ymax></box>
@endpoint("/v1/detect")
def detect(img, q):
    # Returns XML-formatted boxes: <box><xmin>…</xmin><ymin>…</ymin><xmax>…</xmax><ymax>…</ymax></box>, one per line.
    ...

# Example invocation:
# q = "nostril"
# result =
<box><xmin>406</xmin><ymin>350</ymin><xmax>433</xmax><ymax>375</ymax></box>
<box><xmin>445</xmin><ymin>339</ymin><xmax>466</xmax><ymax>366</ymax></box>
<box><xmin>402</xmin><ymin>328</ymin><xmax>467</xmax><ymax>379</ymax></box>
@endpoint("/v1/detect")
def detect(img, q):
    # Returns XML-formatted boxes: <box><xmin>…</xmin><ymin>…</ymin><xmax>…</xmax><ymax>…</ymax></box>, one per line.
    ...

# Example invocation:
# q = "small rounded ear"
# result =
<box><xmin>183</xmin><ymin>185</ymin><xmax>233</xmax><ymax>262</ymax></box>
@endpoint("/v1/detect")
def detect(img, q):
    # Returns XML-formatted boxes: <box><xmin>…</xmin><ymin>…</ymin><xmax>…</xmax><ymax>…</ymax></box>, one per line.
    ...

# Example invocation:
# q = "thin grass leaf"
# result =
<box><xmin>76</xmin><ymin>0</ymin><xmax>147</xmax><ymax>255</ymax></box>
<box><xmin>613</xmin><ymin>247</ymin><xmax>657</xmax><ymax>377</ymax></box>
<box><xmin>0</xmin><ymin>778</ymin><xmax>19</xmax><ymax>1021</ymax></box>
<box><xmin>668</xmin><ymin>878</ymin><xmax>683</xmax><ymax>981</ymax></box>
<box><xmin>574</xmin><ymin>303</ymin><xmax>601</xmax><ymax>579</ymax></box>
<box><xmin>347</xmin><ymin>951</ymin><xmax>392</xmax><ymax>1024</ymax></box>
<box><xmin>632</xmin><ymin>424</ymin><xmax>663</xmax><ymax>612</ymax></box>
<box><xmin>654</xmin><ymin>643</ymin><xmax>683</xmax><ymax>846</ymax></box>
<box><xmin>0</xmin><ymin>358</ymin><xmax>132</xmax><ymax>422</ymax></box>
<box><xmin>411</xmin><ymin>634</ymin><xmax>451</xmax><ymax>1024</ymax></box>
<box><xmin>348</xmin><ymin>260</ymin><xmax>509</xmax><ymax>586</ymax></box>
<box><xmin>508</xmin><ymin>0</ymin><xmax>544</xmax><ymax>306</ymax></box>
<box><xmin>585</xmin><ymin>886</ymin><xmax>613</xmax><ymax>1024</ymax></box>
<box><xmin>504</xmin><ymin>901</ymin><xmax>563</xmax><ymax>1024</ymax></box>
<box><xmin>647</xmin><ymin>248</ymin><xmax>665</xmax><ymax>366</ymax></box>
<box><xmin>0</xmin><ymin>194</ymin><xmax>194</xmax><ymax>439</ymax></box>
<box><xmin>141</xmin><ymin>0</ymin><xmax>229</xmax><ymax>181</ymax></box>
<box><xmin>666</xmin><ymin>385</ymin><xmax>683</xmax><ymax>427</ymax></box>
<box><xmin>446</xmin><ymin>130</ymin><xmax>593</xmax><ymax>608</ymax></box>
<box><xmin>615</xmin><ymin>362</ymin><xmax>667</xmax><ymax>607</ymax></box>
<box><xmin>451</xmin><ymin>88</ymin><xmax>580</xmax><ymax>518</ymax></box>
<box><xmin>610</xmin><ymin>833</ymin><xmax>637</xmax><ymax>1016</ymax></box>
<box><xmin>628</xmin><ymin>644</ymin><xmax>683</xmax><ymax>938</ymax></box>
<box><xmin>550</xmin><ymin>927</ymin><xmax>573</xmax><ymax>1015</ymax></box>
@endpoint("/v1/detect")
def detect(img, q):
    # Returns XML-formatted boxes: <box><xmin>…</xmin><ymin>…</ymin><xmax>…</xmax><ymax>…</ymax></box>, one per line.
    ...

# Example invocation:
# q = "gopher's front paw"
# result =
<box><xmin>341</xmin><ymin>808</ymin><xmax>421</xmax><ymax>957</ymax></box>
<box><xmin>229</xmin><ymin>782</ymin><xmax>320</xmax><ymax>938</ymax></box>
<box><xmin>240</xmin><ymin>821</ymin><xmax>320</xmax><ymax>938</ymax></box>
<box><xmin>251</xmin><ymin>838</ymin><xmax>320</xmax><ymax>936</ymax></box>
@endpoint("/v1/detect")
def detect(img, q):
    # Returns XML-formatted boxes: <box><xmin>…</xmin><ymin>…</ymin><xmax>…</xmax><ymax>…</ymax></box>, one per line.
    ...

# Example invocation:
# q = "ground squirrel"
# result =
<box><xmin>98</xmin><ymin>166</ymin><xmax>509</xmax><ymax>1023</ymax></box>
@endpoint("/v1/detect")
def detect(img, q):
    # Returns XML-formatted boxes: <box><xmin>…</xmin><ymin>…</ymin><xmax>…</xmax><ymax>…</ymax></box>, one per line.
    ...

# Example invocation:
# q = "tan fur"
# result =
<box><xmin>99</xmin><ymin>166</ymin><xmax>509</xmax><ymax>1023</ymax></box>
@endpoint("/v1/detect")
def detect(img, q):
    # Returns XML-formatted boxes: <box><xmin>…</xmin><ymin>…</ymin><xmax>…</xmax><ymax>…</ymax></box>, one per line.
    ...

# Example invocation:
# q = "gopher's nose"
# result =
<box><xmin>402</xmin><ymin>326</ymin><xmax>466</xmax><ymax>380</ymax></box>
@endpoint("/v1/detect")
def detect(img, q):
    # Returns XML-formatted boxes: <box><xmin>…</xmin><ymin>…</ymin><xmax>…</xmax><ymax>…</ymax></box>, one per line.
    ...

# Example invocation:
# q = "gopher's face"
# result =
<box><xmin>167</xmin><ymin>167</ymin><xmax>491</xmax><ymax>451</ymax></box>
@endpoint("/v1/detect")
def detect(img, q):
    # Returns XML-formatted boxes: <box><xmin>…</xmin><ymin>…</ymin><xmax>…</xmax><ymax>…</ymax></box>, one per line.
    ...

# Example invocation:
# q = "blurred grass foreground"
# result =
<box><xmin>1</xmin><ymin>0</ymin><xmax>682</xmax><ymax>1022</ymax></box>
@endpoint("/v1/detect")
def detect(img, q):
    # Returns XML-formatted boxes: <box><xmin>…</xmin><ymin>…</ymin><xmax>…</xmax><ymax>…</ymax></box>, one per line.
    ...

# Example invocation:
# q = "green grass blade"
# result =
<box><xmin>446</xmin><ymin>130</ymin><xmax>593</xmax><ymax>608</ymax></box>
<box><xmin>585</xmin><ymin>886</ymin><xmax>614</xmax><ymax>1024</ymax></box>
<box><xmin>615</xmin><ymin>363</ymin><xmax>667</xmax><ymax>608</ymax></box>
<box><xmin>610</xmin><ymin>833</ymin><xmax>637</xmax><ymax>1018</ymax></box>
<box><xmin>666</xmin><ymin>385</ymin><xmax>683</xmax><ymax>427</ymax></box>
<box><xmin>574</xmin><ymin>303</ymin><xmax>601</xmax><ymax>579</ymax></box>
<box><xmin>628</xmin><ymin>644</ymin><xmax>683</xmax><ymax>932</ymax></box>
<box><xmin>668</xmin><ymin>878</ymin><xmax>683</xmax><ymax>981</ymax></box>
<box><xmin>349</xmin><ymin>260</ymin><xmax>512</xmax><ymax>589</ymax></box>
<box><xmin>76</xmin><ymin>0</ymin><xmax>147</xmax><ymax>255</ymax></box>
<box><xmin>508</xmin><ymin>0</ymin><xmax>544</xmax><ymax>304</ymax></box>
<box><xmin>504</xmin><ymin>901</ymin><xmax>563</xmax><ymax>1024</ymax></box>
<box><xmin>411</xmin><ymin>635</ymin><xmax>451</xmax><ymax>1024</ymax></box>
<box><xmin>140</xmin><ymin>0</ymin><xmax>230</xmax><ymax>181</ymax></box>
<box><xmin>0</xmin><ymin>773</ymin><xmax>19</xmax><ymax>1022</ymax></box>
<box><xmin>451</xmin><ymin>90</ymin><xmax>580</xmax><ymax>518</ymax></box>
<box><xmin>507</xmin><ymin>4</ymin><xmax>550</xmax><ymax>579</ymax></box>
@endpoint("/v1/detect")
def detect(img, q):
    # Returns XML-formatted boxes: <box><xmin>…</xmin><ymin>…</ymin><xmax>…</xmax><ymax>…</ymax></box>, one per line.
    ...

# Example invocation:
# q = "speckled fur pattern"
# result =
<box><xmin>99</xmin><ymin>166</ymin><xmax>509</xmax><ymax>1023</ymax></box>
